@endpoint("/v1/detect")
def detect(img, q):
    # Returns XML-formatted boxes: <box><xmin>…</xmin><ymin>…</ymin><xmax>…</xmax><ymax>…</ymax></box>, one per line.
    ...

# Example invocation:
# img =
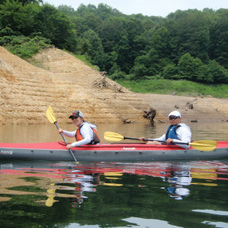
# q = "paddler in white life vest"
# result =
<box><xmin>139</xmin><ymin>110</ymin><xmax>192</xmax><ymax>149</ymax></box>
<box><xmin>58</xmin><ymin>111</ymin><xmax>100</xmax><ymax>149</ymax></box>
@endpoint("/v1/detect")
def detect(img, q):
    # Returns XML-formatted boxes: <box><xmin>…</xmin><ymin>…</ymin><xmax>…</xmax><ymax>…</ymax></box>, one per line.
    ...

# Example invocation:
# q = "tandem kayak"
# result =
<box><xmin>0</xmin><ymin>141</ymin><xmax>228</xmax><ymax>161</ymax></box>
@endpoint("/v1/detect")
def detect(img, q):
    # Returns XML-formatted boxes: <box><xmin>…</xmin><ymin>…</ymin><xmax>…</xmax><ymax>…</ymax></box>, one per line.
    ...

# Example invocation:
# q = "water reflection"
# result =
<box><xmin>46</xmin><ymin>168</ymin><xmax>96</xmax><ymax>207</ymax></box>
<box><xmin>1</xmin><ymin>161</ymin><xmax>228</xmax><ymax>206</ymax></box>
<box><xmin>1</xmin><ymin>160</ymin><xmax>228</xmax><ymax>227</ymax></box>
<box><xmin>162</xmin><ymin>170</ymin><xmax>191</xmax><ymax>200</ymax></box>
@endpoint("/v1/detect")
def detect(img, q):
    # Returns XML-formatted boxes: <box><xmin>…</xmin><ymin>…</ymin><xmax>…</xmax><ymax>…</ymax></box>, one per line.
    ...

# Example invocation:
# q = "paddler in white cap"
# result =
<box><xmin>140</xmin><ymin>110</ymin><xmax>192</xmax><ymax>149</ymax></box>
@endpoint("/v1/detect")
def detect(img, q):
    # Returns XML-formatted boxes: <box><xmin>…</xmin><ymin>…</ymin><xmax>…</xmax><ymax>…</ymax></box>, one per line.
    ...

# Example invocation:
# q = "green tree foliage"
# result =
<box><xmin>2</xmin><ymin>35</ymin><xmax>52</xmax><ymax>59</ymax></box>
<box><xmin>163</xmin><ymin>54</ymin><xmax>228</xmax><ymax>83</ymax></box>
<box><xmin>124</xmin><ymin>18</ymin><xmax>146</xmax><ymax>72</ymax></box>
<box><xmin>177</xmin><ymin>53</ymin><xmax>204</xmax><ymax>81</ymax></box>
<box><xmin>163</xmin><ymin>63</ymin><xmax>179</xmax><ymax>80</ymax></box>
<box><xmin>0</xmin><ymin>1</ymin><xmax>227</xmax><ymax>85</ymax></box>
<box><xmin>57</xmin><ymin>5</ymin><xmax>75</xmax><ymax>16</ymax></box>
<box><xmin>132</xmin><ymin>26</ymin><xmax>172</xmax><ymax>79</ymax></box>
<box><xmin>0</xmin><ymin>0</ymin><xmax>42</xmax><ymax>5</ymax></box>
<box><xmin>149</xmin><ymin>26</ymin><xmax>171</xmax><ymax>59</ymax></box>
<box><xmin>205</xmin><ymin>60</ymin><xmax>228</xmax><ymax>83</ymax></box>
<box><xmin>131</xmin><ymin>48</ymin><xmax>161</xmax><ymax>79</ymax></box>
<box><xmin>97</xmin><ymin>17</ymin><xmax>129</xmax><ymax>71</ymax></box>
<box><xmin>82</xmin><ymin>29</ymin><xmax>105</xmax><ymax>68</ymax></box>
<box><xmin>0</xmin><ymin>0</ymin><xmax>39</xmax><ymax>35</ymax></box>
<box><xmin>34</xmin><ymin>4</ymin><xmax>77</xmax><ymax>51</ymax></box>
<box><xmin>0</xmin><ymin>1</ymin><xmax>78</xmax><ymax>52</ymax></box>
<box><xmin>209</xmin><ymin>9</ymin><xmax>228</xmax><ymax>68</ymax></box>
<box><xmin>166</xmin><ymin>10</ymin><xmax>210</xmax><ymax>63</ymax></box>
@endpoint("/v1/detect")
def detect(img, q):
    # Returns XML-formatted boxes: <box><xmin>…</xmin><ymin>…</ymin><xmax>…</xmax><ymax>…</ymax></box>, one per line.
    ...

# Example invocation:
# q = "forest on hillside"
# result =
<box><xmin>0</xmin><ymin>0</ymin><xmax>228</xmax><ymax>84</ymax></box>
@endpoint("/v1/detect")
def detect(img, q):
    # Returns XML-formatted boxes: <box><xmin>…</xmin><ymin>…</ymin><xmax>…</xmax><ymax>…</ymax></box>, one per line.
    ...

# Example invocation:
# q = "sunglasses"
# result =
<box><xmin>71</xmin><ymin>116</ymin><xmax>79</xmax><ymax>120</ymax></box>
<box><xmin>169</xmin><ymin>116</ymin><xmax>179</xmax><ymax>120</ymax></box>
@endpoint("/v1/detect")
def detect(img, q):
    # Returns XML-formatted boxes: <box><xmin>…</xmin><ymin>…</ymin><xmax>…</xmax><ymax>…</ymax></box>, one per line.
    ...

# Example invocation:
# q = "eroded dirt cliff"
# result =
<box><xmin>1</xmin><ymin>46</ymin><xmax>228</xmax><ymax>125</ymax></box>
<box><xmin>0</xmin><ymin>47</ymin><xmax>159</xmax><ymax>125</ymax></box>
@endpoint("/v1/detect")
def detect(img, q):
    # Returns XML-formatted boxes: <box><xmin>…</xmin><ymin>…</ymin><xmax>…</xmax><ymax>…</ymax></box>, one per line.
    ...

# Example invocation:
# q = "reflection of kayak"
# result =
<box><xmin>0</xmin><ymin>141</ymin><xmax>228</xmax><ymax>161</ymax></box>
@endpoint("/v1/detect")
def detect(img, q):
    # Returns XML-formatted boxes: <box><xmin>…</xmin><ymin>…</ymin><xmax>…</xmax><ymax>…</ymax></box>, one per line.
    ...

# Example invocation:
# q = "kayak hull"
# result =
<box><xmin>0</xmin><ymin>142</ymin><xmax>228</xmax><ymax>161</ymax></box>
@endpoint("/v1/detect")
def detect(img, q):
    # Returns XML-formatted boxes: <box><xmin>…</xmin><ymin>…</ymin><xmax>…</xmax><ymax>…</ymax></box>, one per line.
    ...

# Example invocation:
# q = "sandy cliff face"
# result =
<box><xmin>0</xmin><ymin>47</ymin><xmax>158</xmax><ymax>125</ymax></box>
<box><xmin>1</xmin><ymin>46</ymin><xmax>228</xmax><ymax>125</ymax></box>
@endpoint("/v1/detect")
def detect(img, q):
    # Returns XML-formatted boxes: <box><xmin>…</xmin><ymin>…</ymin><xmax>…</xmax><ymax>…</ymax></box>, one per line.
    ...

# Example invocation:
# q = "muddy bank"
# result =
<box><xmin>138</xmin><ymin>93</ymin><xmax>228</xmax><ymax>123</ymax></box>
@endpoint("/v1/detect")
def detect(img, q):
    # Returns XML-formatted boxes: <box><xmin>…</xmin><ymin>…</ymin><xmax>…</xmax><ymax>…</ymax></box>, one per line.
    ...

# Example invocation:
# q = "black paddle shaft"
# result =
<box><xmin>54</xmin><ymin>122</ymin><xmax>78</xmax><ymax>163</ymax></box>
<box><xmin>124</xmin><ymin>136</ymin><xmax>141</xmax><ymax>141</ymax></box>
<box><xmin>123</xmin><ymin>136</ymin><xmax>189</xmax><ymax>145</ymax></box>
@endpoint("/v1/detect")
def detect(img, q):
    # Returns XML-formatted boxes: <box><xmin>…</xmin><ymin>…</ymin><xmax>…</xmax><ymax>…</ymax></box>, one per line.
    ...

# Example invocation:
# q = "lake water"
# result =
<box><xmin>0</xmin><ymin>122</ymin><xmax>228</xmax><ymax>228</ymax></box>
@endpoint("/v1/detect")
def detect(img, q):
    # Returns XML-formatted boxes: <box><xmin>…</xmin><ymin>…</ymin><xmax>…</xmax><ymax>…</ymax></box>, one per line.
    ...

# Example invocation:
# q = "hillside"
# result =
<box><xmin>0</xmin><ymin>47</ymin><xmax>159</xmax><ymax>125</ymax></box>
<box><xmin>1</xmin><ymin>46</ymin><xmax>228</xmax><ymax>126</ymax></box>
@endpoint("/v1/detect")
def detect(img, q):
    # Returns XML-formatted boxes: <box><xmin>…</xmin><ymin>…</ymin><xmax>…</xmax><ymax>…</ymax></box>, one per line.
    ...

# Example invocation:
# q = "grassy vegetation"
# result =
<box><xmin>74</xmin><ymin>54</ymin><xmax>100</xmax><ymax>70</ymax></box>
<box><xmin>116</xmin><ymin>79</ymin><xmax>228</xmax><ymax>98</ymax></box>
<box><xmin>2</xmin><ymin>35</ymin><xmax>52</xmax><ymax>59</ymax></box>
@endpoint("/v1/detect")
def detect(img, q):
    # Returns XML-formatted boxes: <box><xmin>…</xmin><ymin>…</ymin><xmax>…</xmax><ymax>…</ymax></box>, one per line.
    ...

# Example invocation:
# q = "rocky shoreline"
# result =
<box><xmin>138</xmin><ymin>93</ymin><xmax>228</xmax><ymax>123</ymax></box>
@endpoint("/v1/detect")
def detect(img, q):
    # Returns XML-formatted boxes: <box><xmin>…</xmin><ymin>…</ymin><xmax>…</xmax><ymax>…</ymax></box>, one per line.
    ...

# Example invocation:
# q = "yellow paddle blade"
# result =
<box><xmin>46</xmin><ymin>106</ymin><xmax>56</xmax><ymax>124</ymax></box>
<box><xmin>191</xmin><ymin>140</ymin><xmax>217</xmax><ymax>146</ymax></box>
<box><xmin>104</xmin><ymin>131</ymin><xmax>124</xmax><ymax>142</ymax></box>
<box><xmin>45</xmin><ymin>196</ymin><xmax>57</xmax><ymax>207</ymax></box>
<box><xmin>103</xmin><ymin>183</ymin><xmax>123</xmax><ymax>187</ymax></box>
<box><xmin>189</xmin><ymin>140</ymin><xmax>217</xmax><ymax>151</ymax></box>
<box><xmin>48</xmin><ymin>106</ymin><xmax>54</xmax><ymax>116</ymax></box>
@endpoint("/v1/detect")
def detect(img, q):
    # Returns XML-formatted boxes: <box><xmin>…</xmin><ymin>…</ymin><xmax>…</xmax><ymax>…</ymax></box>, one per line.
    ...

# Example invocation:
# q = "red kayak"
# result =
<box><xmin>0</xmin><ymin>141</ymin><xmax>227</xmax><ymax>161</ymax></box>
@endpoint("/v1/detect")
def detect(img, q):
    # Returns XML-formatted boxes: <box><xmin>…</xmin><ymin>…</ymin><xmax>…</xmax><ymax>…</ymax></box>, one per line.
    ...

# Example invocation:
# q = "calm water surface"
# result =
<box><xmin>0</xmin><ymin>122</ymin><xmax>228</xmax><ymax>228</ymax></box>
<box><xmin>1</xmin><ymin>121</ymin><xmax>228</xmax><ymax>143</ymax></box>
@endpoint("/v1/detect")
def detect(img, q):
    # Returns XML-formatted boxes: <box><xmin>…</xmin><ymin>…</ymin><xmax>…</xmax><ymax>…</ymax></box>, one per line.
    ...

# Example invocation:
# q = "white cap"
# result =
<box><xmin>175</xmin><ymin>187</ymin><xmax>190</xmax><ymax>196</ymax></box>
<box><xmin>168</xmin><ymin>110</ymin><xmax>181</xmax><ymax>118</ymax></box>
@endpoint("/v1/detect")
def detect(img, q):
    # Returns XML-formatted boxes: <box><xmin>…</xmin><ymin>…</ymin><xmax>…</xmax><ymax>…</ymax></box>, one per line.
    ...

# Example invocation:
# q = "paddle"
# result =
<box><xmin>104</xmin><ymin>131</ymin><xmax>217</xmax><ymax>151</ymax></box>
<box><xmin>46</xmin><ymin>106</ymin><xmax>78</xmax><ymax>163</ymax></box>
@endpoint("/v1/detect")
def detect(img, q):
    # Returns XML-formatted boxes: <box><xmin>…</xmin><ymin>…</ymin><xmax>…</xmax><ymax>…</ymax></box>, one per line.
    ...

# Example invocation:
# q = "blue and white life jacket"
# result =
<box><xmin>165</xmin><ymin>124</ymin><xmax>181</xmax><ymax>143</ymax></box>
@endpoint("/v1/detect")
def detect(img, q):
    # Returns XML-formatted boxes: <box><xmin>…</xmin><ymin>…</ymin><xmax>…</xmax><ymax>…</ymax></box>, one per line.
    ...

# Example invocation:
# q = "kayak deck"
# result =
<box><xmin>0</xmin><ymin>141</ymin><xmax>228</xmax><ymax>161</ymax></box>
<box><xmin>0</xmin><ymin>142</ymin><xmax>189</xmax><ymax>150</ymax></box>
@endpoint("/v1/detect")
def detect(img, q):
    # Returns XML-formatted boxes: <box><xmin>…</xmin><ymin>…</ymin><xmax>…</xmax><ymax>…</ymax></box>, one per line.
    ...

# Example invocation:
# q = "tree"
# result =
<box><xmin>97</xmin><ymin>17</ymin><xmax>129</xmax><ymax>73</ymax></box>
<box><xmin>57</xmin><ymin>5</ymin><xmax>75</xmax><ymax>15</ymax></box>
<box><xmin>0</xmin><ymin>0</ymin><xmax>40</xmax><ymax>35</ymax></box>
<box><xmin>0</xmin><ymin>0</ymin><xmax>42</xmax><ymax>5</ymax></box>
<box><xmin>83</xmin><ymin>29</ymin><xmax>105</xmax><ymax>68</ymax></box>
<box><xmin>113</xmin><ymin>35</ymin><xmax>131</xmax><ymax>73</ymax></box>
<box><xmin>83</xmin><ymin>13</ymin><xmax>103</xmax><ymax>33</ymax></box>
<box><xmin>131</xmin><ymin>48</ymin><xmax>161</xmax><ymax>79</ymax></box>
<box><xmin>209</xmin><ymin>9</ymin><xmax>228</xmax><ymax>68</ymax></box>
<box><xmin>177</xmin><ymin>53</ymin><xmax>204</xmax><ymax>82</ymax></box>
<box><xmin>205</xmin><ymin>60</ymin><xmax>228</xmax><ymax>83</ymax></box>
<box><xmin>163</xmin><ymin>63</ymin><xmax>179</xmax><ymax>80</ymax></box>
<box><xmin>34</xmin><ymin>4</ymin><xmax>77</xmax><ymax>51</ymax></box>
<box><xmin>109</xmin><ymin>63</ymin><xmax>126</xmax><ymax>80</ymax></box>
<box><xmin>149</xmin><ymin>26</ymin><xmax>172</xmax><ymax>60</ymax></box>
<box><xmin>166</xmin><ymin>10</ymin><xmax>210</xmax><ymax>63</ymax></box>
<box><xmin>124</xmin><ymin>18</ymin><xmax>146</xmax><ymax>72</ymax></box>
<box><xmin>97</xmin><ymin>3</ymin><xmax>122</xmax><ymax>19</ymax></box>
<box><xmin>98</xmin><ymin>17</ymin><xmax>127</xmax><ymax>53</ymax></box>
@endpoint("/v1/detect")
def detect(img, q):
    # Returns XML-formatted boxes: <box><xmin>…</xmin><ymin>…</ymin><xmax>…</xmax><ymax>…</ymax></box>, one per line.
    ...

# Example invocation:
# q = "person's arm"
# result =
<box><xmin>172</xmin><ymin>126</ymin><xmax>192</xmax><ymax>149</ymax></box>
<box><xmin>58</xmin><ymin>129</ymin><xmax>76</xmax><ymax>137</ymax></box>
<box><xmin>139</xmin><ymin>134</ymin><xmax>166</xmax><ymax>144</ymax></box>
<box><xmin>62</xmin><ymin>130</ymin><xmax>76</xmax><ymax>137</ymax></box>
<box><xmin>153</xmin><ymin>134</ymin><xmax>166</xmax><ymax>142</ymax></box>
